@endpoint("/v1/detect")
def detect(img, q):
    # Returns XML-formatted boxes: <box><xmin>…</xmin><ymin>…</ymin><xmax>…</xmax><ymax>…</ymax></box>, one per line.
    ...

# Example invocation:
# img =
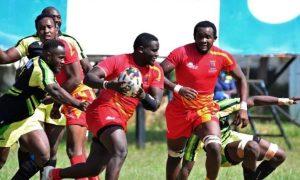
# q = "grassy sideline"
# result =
<box><xmin>1</xmin><ymin>119</ymin><xmax>300</xmax><ymax>179</ymax></box>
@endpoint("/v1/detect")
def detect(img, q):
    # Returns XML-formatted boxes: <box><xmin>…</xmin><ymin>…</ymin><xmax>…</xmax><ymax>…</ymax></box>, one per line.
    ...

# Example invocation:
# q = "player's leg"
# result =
<box><xmin>254</xmin><ymin>139</ymin><xmax>286</xmax><ymax>179</ymax></box>
<box><xmin>66</xmin><ymin>124</ymin><xmax>88</xmax><ymax>180</ymax></box>
<box><xmin>179</xmin><ymin>134</ymin><xmax>202</xmax><ymax>180</ymax></box>
<box><xmin>166</xmin><ymin>137</ymin><xmax>188</xmax><ymax>180</ymax></box>
<box><xmin>193</xmin><ymin>120</ymin><xmax>222</xmax><ymax>180</ymax></box>
<box><xmin>46</xmin><ymin>138</ymin><xmax>109</xmax><ymax>179</ymax></box>
<box><xmin>223</xmin><ymin>131</ymin><xmax>260</xmax><ymax>179</ymax></box>
<box><xmin>0</xmin><ymin>147</ymin><xmax>10</xmax><ymax>169</ymax></box>
<box><xmin>12</xmin><ymin>129</ymin><xmax>50</xmax><ymax>179</ymax></box>
<box><xmin>99</xmin><ymin>125</ymin><xmax>128</xmax><ymax>180</ymax></box>
<box><xmin>44</xmin><ymin>123</ymin><xmax>65</xmax><ymax>167</ymax></box>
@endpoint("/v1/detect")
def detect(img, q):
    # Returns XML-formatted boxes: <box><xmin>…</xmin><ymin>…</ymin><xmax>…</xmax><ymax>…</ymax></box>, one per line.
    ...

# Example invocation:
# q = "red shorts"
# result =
<box><xmin>166</xmin><ymin>101</ymin><xmax>219</xmax><ymax>139</ymax></box>
<box><xmin>86</xmin><ymin>105</ymin><xmax>127</xmax><ymax>137</ymax></box>
<box><xmin>62</xmin><ymin>84</ymin><xmax>95</xmax><ymax>127</ymax></box>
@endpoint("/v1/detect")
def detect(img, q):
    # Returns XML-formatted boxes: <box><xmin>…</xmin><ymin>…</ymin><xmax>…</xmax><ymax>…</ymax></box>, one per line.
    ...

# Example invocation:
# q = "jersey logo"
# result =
<box><xmin>106</xmin><ymin>116</ymin><xmax>116</xmax><ymax>120</ymax></box>
<box><xmin>186</xmin><ymin>62</ymin><xmax>198</xmax><ymax>70</ymax></box>
<box><xmin>209</xmin><ymin>60</ymin><xmax>217</xmax><ymax>73</ymax></box>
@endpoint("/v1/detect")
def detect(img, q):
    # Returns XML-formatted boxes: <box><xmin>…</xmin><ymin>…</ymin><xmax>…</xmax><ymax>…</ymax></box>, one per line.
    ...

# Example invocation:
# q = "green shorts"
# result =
<box><xmin>34</xmin><ymin>103</ymin><xmax>66</xmax><ymax>126</ymax></box>
<box><xmin>0</xmin><ymin>115</ymin><xmax>43</xmax><ymax>147</ymax></box>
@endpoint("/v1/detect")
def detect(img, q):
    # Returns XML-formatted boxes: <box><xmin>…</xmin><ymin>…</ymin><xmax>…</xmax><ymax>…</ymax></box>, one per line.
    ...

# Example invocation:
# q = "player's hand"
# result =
<box><xmin>50</xmin><ymin>104</ymin><xmax>62</xmax><ymax>119</ymax></box>
<box><xmin>133</xmin><ymin>87</ymin><xmax>146</xmax><ymax>99</ymax></box>
<box><xmin>77</xmin><ymin>101</ymin><xmax>90</xmax><ymax>111</ymax></box>
<box><xmin>232</xmin><ymin>109</ymin><xmax>249</xmax><ymax>128</ymax></box>
<box><xmin>178</xmin><ymin>87</ymin><xmax>198</xmax><ymax>100</ymax></box>
<box><xmin>106</xmin><ymin>81</ymin><xmax>130</xmax><ymax>95</ymax></box>
<box><xmin>291</xmin><ymin>97</ymin><xmax>300</xmax><ymax>103</ymax></box>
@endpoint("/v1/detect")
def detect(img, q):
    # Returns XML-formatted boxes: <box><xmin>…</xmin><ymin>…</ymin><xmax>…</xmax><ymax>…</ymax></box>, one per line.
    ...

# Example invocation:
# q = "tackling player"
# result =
<box><xmin>181</xmin><ymin>96</ymin><xmax>298</xmax><ymax>180</ymax></box>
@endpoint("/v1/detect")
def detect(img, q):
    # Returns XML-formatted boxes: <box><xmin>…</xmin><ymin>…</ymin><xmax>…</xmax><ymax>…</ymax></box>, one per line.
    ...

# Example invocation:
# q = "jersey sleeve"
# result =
<box><xmin>15</xmin><ymin>39</ymin><xmax>29</xmax><ymax>57</ymax></box>
<box><xmin>149</xmin><ymin>64</ymin><xmax>164</xmax><ymax>89</ymax></box>
<box><xmin>29</xmin><ymin>59</ymin><xmax>56</xmax><ymax>90</ymax></box>
<box><xmin>97</xmin><ymin>56</ymin><xmax>118</xmax><ymax>77</ymax></box>
<box><xmin>165</xmin><ymin>47</ymin><xmax>184</xmax><ymax>67</ymax></box>
<box><xmin>221</xmin><ymin>51</ymin><xmax>237</xmax><ymax>71</ymax></box>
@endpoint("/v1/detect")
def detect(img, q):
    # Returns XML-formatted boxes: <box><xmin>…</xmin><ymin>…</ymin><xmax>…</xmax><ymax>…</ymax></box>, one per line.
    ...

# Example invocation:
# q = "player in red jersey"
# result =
<box><xmin>42</xmin><ymin>33</ymin><xmax>164</xmax><ymax>180</ymax></box>
<box><xmin>160</xmin><ymin>21</ymin><xmax>249</xmax><ymax>180</ymax></box>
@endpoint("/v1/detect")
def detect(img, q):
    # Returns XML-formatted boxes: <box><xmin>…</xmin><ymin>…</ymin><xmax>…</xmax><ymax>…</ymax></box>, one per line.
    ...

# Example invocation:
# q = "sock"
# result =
<box><xmin>255</xmin><ymin>160</ymin><xmax>276</xmax><ymax>179</ymax></box>
<box><xmin>70</xmin><ymin>155</ymin><xmax>88</xmax><ymax>180</ymax></box>
<box><xmin>40</xmin><ymin>159</ymin><xmax>57</xmax><ymax>177</ymax></box>
<box><xmin>12</xmin><ymin>159</ymin><xmax>41</xmax><ymax>180</ymax></box>
<box><xmin>52</xmin><ymin>168</ymin><xmax>62</xmax><ymax>180</ymax></box>
<box><xmin>243</xmin><ymin>165</ymin><xmax>256</xmax><ymax>180</ymax></box>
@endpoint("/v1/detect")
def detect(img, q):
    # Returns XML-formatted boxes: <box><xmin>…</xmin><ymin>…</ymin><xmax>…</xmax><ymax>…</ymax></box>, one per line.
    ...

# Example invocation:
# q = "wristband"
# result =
<box><xmin>103</xmin><ymin>80</ymin><xmax>108</xmax><ymax>89</ymax></box>
<box><xmin>278</xmin><ymin>98</ymin><xmax>294</xmax><ymax>105</ymax></box>
<box><xmin>174</xmin><ymin>84</ymin><xmax>183</xmax><ymax>93</ymax></box>
<box><xmin>240</xmin><ymin>101</ymin><xmax>248</xmax><ymax>110</ymax></box>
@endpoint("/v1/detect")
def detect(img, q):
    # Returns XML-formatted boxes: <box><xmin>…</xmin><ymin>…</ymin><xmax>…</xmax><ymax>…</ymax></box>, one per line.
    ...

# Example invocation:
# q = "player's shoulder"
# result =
<box><xmin>209</xmin><ymin>46</ymin><xmax>232</xmax><ymax>56</ymax></box>
<box><xmin>15</xmin><ymin>34</ymin><xmax>40</xmax><ymax>46</ymax></box>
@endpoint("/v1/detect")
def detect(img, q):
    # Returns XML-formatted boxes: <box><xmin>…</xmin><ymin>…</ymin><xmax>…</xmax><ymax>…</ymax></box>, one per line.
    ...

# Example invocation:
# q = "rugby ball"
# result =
<box><xmin>118</xmin><ymin>67</ymin><xmax>142</xmax><ymax>97</ymax></box>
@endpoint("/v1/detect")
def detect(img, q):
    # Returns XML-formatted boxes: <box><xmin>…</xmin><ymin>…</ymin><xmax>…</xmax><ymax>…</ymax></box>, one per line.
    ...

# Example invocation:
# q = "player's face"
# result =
<box><xmin>194</xmin><ymin>27</ymin><xmax>215</xmax><ymax>54</ymax></box>
<box><xmin>37</xmin><ymin>17</ymin><xmax>58</xmax><ymax>42</ymax></box>
<box><xmin>141</xmin><ymin>40</ymin><xmax>159</xmax><ymax>66</ymax></box>
<box><xmin>46</xmin><ymin>9</ymin><xmax>62</xmax><ymax>29</ymax></box>
<box><xmin>48</xmin><ymin>46</ymin><xmax>65</xmax><ymax>74</ymax></box>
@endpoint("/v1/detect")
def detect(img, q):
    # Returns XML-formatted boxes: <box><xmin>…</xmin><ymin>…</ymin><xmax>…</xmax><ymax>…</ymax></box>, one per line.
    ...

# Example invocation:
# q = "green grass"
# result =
<box><xmin>1</xmin><ymin>121</ymin><xmax>300</xmax><ymax>180</ymax></box>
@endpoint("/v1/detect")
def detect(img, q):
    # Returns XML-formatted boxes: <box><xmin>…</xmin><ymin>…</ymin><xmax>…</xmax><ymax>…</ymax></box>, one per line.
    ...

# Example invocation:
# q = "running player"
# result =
<box><xmin>0</xmin><ymin>39</ymin><xmax>88</xmax><ymax>179</ymax></box>
<box><xmin>42</xmin><ymin>32</ymin><xmax>164</xmax><ymax>180</ymax></box>
<box><xmin>160</xmin><ymin>21</ymin><xmax>249</xmax><ymax>180</ymax></box>
<box><xmin>181</xmin><ymin>96</ymin><xmax>298</xmax><ymax>180</ymax></box>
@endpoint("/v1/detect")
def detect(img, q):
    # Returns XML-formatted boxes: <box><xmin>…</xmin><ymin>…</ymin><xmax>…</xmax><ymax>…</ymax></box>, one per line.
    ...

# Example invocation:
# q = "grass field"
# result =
<box><xmin>1</xmin><ymin>118</ymin><xmax>300</xmax><ymax>180</ymax></box>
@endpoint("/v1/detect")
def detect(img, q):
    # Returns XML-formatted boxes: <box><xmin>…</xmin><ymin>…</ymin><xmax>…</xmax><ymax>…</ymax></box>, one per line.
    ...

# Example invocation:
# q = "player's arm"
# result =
<box><xmin>83</xmin><ymin>66</ymin><xmax>128</xmax><ymax>94</ymax></box>
<box><xmin>160</xmin><ymin>59</ymin><xmax>198</xmax><ymax>100</ymax></box>
<box><xmin>61</xmin><ymin>61</ymin><xmax>82</xmax><ymax>93</ymax></box>
<box><xmin>135</xmin><ymin>86</ymin><xmax>164</xmax><ymax>112</ymax></box>
<box><xmin>80</xmin><ymin>58</ymin><xmax>92</xmax><ymax>74</ymax></box>
<box><xmin>0</xmin><ymin>47</ymin><xmax>22</xmax><ymax>64</ymax></box>
<box><xmin>247</xmin><ymin>96</ymin><xmax>300</xmax><ymax>108</ymax></box>
<box><xmin>228</xmin><ymin>64</ymin><xmax>249</xmax><ymax>128</ymax></box>
<box><xmin>45</xmin><ymin>83</ymin><xmax>88</xmax><ymax>111</ymax></box>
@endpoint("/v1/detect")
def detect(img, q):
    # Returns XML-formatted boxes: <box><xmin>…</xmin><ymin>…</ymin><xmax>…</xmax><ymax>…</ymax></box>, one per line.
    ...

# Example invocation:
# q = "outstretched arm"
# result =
<box><xmin>247</xmin><ymin>96</ymin><xmax>300</xmax><ymax>108</ymax></box>
<box><xmin>45</xmin><ymin>83</ymin><xmax>88</xmax><ymax>111</ymax></box>
<box><xmin>0</xmin><ymin>47</ymin><xmax>22</xmax><ymax>64</ymax></box>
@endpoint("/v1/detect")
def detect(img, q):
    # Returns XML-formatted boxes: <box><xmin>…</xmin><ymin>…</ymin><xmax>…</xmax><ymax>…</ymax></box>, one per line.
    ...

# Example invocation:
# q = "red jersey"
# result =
<box><xmin>166</xmin><ymin>43</ymin><xmax>236</xmax><ymax>94</ymax></box>
<box><xmin>55</xmin><ymin>39</ymin><xmax>84</xmax><ymax>85</ymax></box>
<box><xmin>89</xmin><ymin>54</ymin><xmax>164</xmax><ymax>120</ymax></box>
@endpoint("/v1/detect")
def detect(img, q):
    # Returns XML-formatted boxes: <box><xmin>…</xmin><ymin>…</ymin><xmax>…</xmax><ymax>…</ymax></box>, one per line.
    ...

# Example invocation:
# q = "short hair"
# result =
<box><xmin>43</xmin><ymin>39</ymin><xmax>64</xmax><ymax>52</ymax></box>
<box><xmin>193</xmin><ymin>21</ymin><xmax>217</xmax><ymax>39</ymax></box>
<box><xmin>133</xmin><ymin>33</ymin><xmax>158</xmax><ymax>50</ymax></box>
<box><xmin>35</xmin><ymin>14</ymin><xmax>55</xmax><ymax>30</ymax></box>
<box><xmin>41</xmin><ymin>6</ymin><xmax>59</xmax><ymax>14</ymax></box>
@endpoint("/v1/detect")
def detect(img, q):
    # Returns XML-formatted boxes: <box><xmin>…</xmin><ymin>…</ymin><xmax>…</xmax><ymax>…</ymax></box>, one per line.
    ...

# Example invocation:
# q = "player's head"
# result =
<box><xmin>35</xmin><ymin>14</ymin><xmax>58</xmax><ymax>42</ymax></box>
<box><xmin>133</xmin><ymin>33</ymin><xmax>159</xmax><ymax>66</ymax></box>
<box><xmin>42</xmin><ymin>39</ymin><xmax>65</xmax><ymax>73</ymax></box>
<box><xmin>193</xmin><ymin>21</ymin><xmax>217</xmax><ymax>54</ymax></box>
<box><xmin>42</xmin><ymin>6</ymin><xmax>62</xmax><ymax>29</ymax></box>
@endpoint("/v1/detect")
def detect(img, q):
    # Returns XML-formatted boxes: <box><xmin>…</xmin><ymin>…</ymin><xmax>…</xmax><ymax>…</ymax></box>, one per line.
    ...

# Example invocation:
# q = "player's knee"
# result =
<box><xmin>114</xmin><ymin>147</ymin><xmax>128</xmax><ymax>161</ymax></box>
<box><xmin>272</xmin><ymin>146</ymin><xmax>286</xmax><ymax>164</ymax></box>
<box><xmin>203</xmin><ymin>135</ymin><xmax>222</xmax><ymax>156</ymax></box>
<box><xmin>168</xmin><ymin>149</ymin><xmax>185</xmax><ymax>159</ymax></box>
<box><xmin>245</xmin><ymin>141</ymin><xmax>260</xmax><ymax>158</ymax></box>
